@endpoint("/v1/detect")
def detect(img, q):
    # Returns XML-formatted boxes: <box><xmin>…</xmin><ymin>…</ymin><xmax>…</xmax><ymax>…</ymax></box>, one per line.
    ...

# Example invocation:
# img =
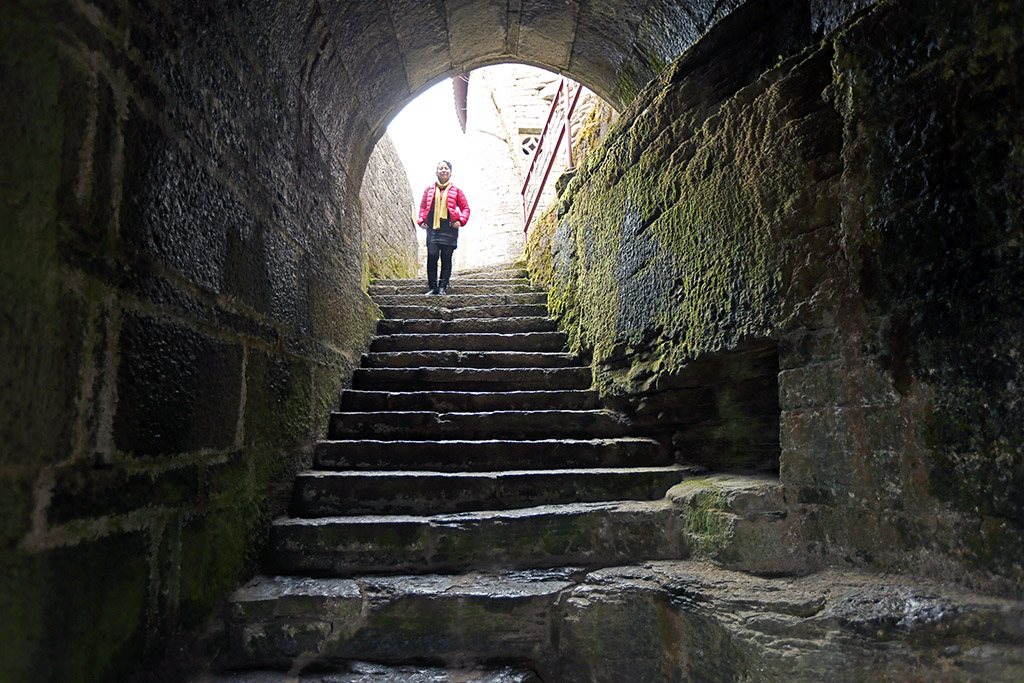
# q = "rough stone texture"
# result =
<box><xmin>526</xmin><ymin>0</ymin><xmax>1024</xmax><ymax>595</ymax></box>
<box><xmin>199</xmin><ymin>664</ymin><xmax>541</xmax><ymax>682</ymax></box>
<box><xmin>360</xmin><ymin>134</ymin><xmax>418</xmax><ymax>280</ymax></box>
<box><xmin>0</xmin><ymin>0</ymin><xmax>951</xmax><ymax>680</ymax></box>
<box><xmin>220</xmin><ymin>563</ymin><xmax>1024</xmax><ymax>682</ymax></box>
<box><xmin>0</xmin><ymin>1</ymin><xmax>380</xmax><ymax>680</ymax></box>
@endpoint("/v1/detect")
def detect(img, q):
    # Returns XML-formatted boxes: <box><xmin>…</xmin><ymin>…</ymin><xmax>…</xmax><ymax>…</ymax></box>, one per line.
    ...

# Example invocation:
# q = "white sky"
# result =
<box><xmin>386</xmin><ymin>78</ymin><xmax>481</xmax><ymax>202</ymax></box>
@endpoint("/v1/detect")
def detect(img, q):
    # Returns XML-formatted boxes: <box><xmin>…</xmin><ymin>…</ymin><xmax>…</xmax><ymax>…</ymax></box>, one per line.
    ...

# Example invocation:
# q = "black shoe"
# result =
<box><xmin>426</xmin><ymin>284</ymin><xmax>439</xmax><ymax>294</ymax></box>
<box><xmin>437</xmin><ymin>286</ymin><xmax>447</xmax><ymax>295</ymax></box>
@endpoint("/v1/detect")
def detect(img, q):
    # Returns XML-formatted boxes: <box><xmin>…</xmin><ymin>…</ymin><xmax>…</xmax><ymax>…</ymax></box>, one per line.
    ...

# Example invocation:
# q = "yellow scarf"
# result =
<box><xmin>431</xmin><ymin>181</ymin><xmax>451</xmax><ymax>230</ymax></box>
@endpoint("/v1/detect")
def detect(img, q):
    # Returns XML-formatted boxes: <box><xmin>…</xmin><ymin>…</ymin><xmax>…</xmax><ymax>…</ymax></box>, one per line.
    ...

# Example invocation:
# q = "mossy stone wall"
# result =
<box><xmin>0</xmin><ymin>1</ymin><xmax>389</xmax><ymax>680</ymax></box>
<box><xmin>361</xmin><ymin>134</ymin><xmax>418</xmax><ymax>281</ymax></box>
<box><xmin>528</xmin><ymin>0</ymin><xmax>1023</xmax><ymax>590</ymax></box>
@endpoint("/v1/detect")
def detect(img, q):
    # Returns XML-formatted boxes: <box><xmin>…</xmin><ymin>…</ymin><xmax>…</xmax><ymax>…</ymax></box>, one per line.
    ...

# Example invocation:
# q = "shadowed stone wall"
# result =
<box><xmin>0</xmin><ymin>2</ymin><xmax>380</xmax><ymax>680</ymax></box>
<box><xmin>0</xmin><ymin>0</ymin><xmax>933</xmax><ymax>680</ymax></box>
<box><xmin>528</xmin><ymin>0</ymin><xmax>1024</xmax><ymax>590</ymax></box>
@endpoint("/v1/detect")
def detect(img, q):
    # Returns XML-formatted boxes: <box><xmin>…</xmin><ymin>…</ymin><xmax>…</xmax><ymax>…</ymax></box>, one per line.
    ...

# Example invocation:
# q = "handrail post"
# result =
<box><xmin>564</xmin><ymin>79</ymin><xmax>574</xmax><ymax>171</ymax></box>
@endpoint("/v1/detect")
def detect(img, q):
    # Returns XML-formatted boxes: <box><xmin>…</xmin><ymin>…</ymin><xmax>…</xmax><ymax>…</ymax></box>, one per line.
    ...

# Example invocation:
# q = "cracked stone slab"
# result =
<box><xmin>312</xmin><ymin>437</ymin><xmax>669</xmax><ymax>471</ymax></box>
<box><xmin>327</xmin><ymin>409</ymin><xmax>633</xmax><ymax>440</ymax></box>
<box><xmin>361</xmin><ymin>350</ymin><xmax>579</xmax><ymax>369</ymax></box>
<box><xmin>221</xmin><ymin>562</ymin><xmax>1024</xmax><ymax>681</ymax></box>
<box><xmin>290</xmin><ymin>464</ymin><xmax>691</xmax><ymax>516</ymax></box>
<box><xmin>352</xmin><ymin>366</ymin><xmax>593</xmax><ymax>391</ymax></box>
<box><xmin>379</xmin><ymin>304</ymin><xmax>550</xmax><ymax>320</ymax></box>
<box><xmin>266</xmin><ymin>499</ymin><xmax>684</xmax><ymax>576</ymax></box>
<box><xmin>376</xmin><ymin>317</ymin><xmax>558</xmax><ymax>334</ymax></box>
<box><xmin>368</xmin><ymin>332</ymin><xmax>566</xmax><ymax>353</ymax></box>
<box><xmin>339</xmin><ymin>389</ymin><xmax>598</xmax><ymax>412</ymax></box>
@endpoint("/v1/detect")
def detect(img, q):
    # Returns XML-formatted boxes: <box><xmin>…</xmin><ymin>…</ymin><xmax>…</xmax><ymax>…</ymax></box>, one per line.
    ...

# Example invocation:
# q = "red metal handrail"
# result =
<box><xmin>521</xmin><ymin>78</ymin><xmax>582</xmax><ymax>239</ymax></box>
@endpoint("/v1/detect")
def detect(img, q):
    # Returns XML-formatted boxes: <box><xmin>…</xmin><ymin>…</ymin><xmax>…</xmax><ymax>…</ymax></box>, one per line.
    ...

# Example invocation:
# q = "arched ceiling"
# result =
<box><xmin>258</xmin><ymin>0</ymin><xmax>865</xmax><ymax>186</ymax></box>
<box><xmin>314</xmin><ymin>0</ymin><xmax>746</xmax><ymax>134</ymax></box>
<box><xmin>262</xmin><ymin>0</ymin><xmax>744</xmax><ymax>179</ymax></box>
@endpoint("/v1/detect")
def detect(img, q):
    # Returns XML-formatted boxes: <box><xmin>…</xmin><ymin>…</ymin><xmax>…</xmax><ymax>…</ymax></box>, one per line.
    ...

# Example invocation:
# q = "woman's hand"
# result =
<box><xmin>452</xmin><ymin>221</ymin><xmax>461</xmax><ymax>228</ymax></box>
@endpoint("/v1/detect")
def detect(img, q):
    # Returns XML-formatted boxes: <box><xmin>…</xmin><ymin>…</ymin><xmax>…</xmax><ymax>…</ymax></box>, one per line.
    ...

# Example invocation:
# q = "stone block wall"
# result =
<box><xmin>361</xmin><ymin>134</ymin><xmax>418</xmax><ymax>280</ymax></box>
<box><xmin>527</xmin><ymin>0</ymin><xmax>1023</xmax><ymax>590</ymax></box>
<box><xmin>0</xmin><ymin>1</ymin><xmax>389</xmax><ymax>680</ymax></box>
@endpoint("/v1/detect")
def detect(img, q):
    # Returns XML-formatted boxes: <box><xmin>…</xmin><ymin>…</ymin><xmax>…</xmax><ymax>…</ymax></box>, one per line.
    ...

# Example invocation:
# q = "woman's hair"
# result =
<box><xmin>439</xmin><ymin>160</ymin><xmax>452</xmax><ymax>171</ymax></box>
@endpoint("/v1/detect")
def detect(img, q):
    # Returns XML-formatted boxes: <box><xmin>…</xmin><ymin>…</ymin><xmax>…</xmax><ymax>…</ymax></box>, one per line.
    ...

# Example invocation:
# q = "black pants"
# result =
<box><xmin>427</xmin><ymin>244</ymin><xmax>455</xmax><ymax>287</ymax></box>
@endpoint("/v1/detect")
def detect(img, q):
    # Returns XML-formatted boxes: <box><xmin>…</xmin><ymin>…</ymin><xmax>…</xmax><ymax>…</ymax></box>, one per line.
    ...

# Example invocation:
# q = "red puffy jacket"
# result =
<box><xmin>418</xmin><ymin>183</ymin><xmax>470</xmax><ymax>226</ymax></box>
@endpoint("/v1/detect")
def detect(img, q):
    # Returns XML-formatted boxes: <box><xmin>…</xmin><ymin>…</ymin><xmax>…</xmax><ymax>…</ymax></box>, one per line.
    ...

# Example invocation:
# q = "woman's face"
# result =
<box><xmin>436</xmin><ymin>162</ymin><xmax>451</xmax><ymax>183</ymax></box>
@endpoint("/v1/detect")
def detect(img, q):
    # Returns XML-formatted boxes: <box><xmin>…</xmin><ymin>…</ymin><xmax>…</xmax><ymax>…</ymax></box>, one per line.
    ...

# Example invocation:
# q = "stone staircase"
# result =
<box><xmin>196</xmin><ymin>266</ymin><xmax>1024</xmax><ymax>682</ymax></box>
<box><xmin>209</xmin><ymin>265</ymin><xmax>700</xmax><ymax>679</ymax></box>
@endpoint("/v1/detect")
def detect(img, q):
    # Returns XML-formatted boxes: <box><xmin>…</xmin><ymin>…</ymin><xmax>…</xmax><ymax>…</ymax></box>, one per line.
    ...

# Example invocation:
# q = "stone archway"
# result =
<box><xmin>293</xmin><ymin>0</ymin><xmax>857</xmax><ymax>186</ymax></box>
<box><xmin>13</xmin><ymin>1</ymin><xmax>1023</xmax><ymax>681</ymax></box>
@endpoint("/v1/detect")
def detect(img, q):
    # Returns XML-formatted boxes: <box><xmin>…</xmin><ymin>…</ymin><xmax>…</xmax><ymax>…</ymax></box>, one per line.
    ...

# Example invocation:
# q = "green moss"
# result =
<box><xmin>836</xmin><ymin>1</ymin><xmax>1024</xmax><ymax>533</ymax></box>
<box><xmin>0</xmin><ymin>534</ymin><xmax>150</xmax><ymax>682</ymax></box>
<box><xmin>244</xmin><ymin>352</ymin><xmax>314</xmax><ymax>449</ymax></box>
<box><xmin>0</xmin><ymin>470</ymin><xmax>34</xmax><ymax>549</ymax></box>
<box><xmin>615</xmin><ymin>63</ymin><xmax>645</xmax><ymax>107</ymax></box>
<box><xmin>530</xmin><ymin>44</ymin><xmax>827</xmax><ymax>395</ymax></box>
<box><xmin>365</xmin><ymin>243</ymin><xmax>418</xmax><ymax>282</ymax></box>
<box><xmin>681</xmin><ymin>487</ymin><xmax>733</xmax><ymax>557</ymax></box>
<box><xmin>179</xmin><ymin>501</ymin><xmax>265</xmax><ymax>626</ymax></box>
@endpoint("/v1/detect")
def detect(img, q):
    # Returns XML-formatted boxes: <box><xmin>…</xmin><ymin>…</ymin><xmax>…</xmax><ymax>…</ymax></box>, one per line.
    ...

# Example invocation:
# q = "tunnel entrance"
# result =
<box><xmin>380</xmin><ymin>64</ymin><xmax>616</xmax><ymax>274</ymax></box>
<box><xmin>7</xmin><ymin>0</ymin><xmax>1022</xmax><ymax>679</ymax></box>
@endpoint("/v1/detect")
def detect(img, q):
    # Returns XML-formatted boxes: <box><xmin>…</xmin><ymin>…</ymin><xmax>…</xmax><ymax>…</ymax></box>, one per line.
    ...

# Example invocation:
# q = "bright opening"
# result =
<box><xmin>382</xmin><ymin>64</ymin><xmax>613</xmax><ymax>273</ymax></box>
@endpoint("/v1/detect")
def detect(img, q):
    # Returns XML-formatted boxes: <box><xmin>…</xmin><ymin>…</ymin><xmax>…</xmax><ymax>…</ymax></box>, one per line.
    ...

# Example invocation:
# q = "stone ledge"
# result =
<box><xmin>220</xmin><ymin>562</ymin><xmax>1024</xmax><ymax>681</ymax></box>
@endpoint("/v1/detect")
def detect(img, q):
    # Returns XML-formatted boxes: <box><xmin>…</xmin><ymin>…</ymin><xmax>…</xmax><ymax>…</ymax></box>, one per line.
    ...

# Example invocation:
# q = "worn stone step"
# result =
<box><xmin>218</xmin><ymin>560</ymin><xmax>1024</xmax><ymax>682</ymax></box>
<box><xmin>313</xmin><ymin>437</ymin><xmax>670</xmax><ymax>471</ymax></box>
<box><xmin>370</xmin><ymin>281</ymin><xmax>535</xmax><ymax>296</ymax></box>
<box><xmin>377</xmin><ymin>317</ymin><xmax>557</xmax><ymax>335</ymax></box>
<box><xmin>202</xmin><ymin>664</ymin><xmax>540</xmax><ymax>682</ymax></box>
<box><xmin>362</xmin><ymin>350</ymin><xmax>580</xmax><ymax>369</ymax></box>
<box><xmin>379</xmin><ymin>304</ymin><xmax>549</xmax><ymax>320</ymax></box>
<box><xmin>373</xmin><ymin>293</ymin><xmax>546</xmax><ymax>307</ymax></box>
<box><xmin>266</xmin><ymin>499</ymin><xmax>683</xmax><ymax>576</ymax></box>
<box><xmin>371</xmin><ymin>276</ymin><xmax>528</xmax><ymax>288</ymax></box>
<box><xmin>369</xmin><ymin>331</ymin><xmax>567</xmax><ymax>352</ymax></box>
<box><xmin>328</xmin><ymin>410</ymin><xmax>633</xmax><ymax>440</ymax></box>
<box><xmin>290</xmin><ymin>465</ymin><xmax>691</xmax><ymax>517</ymax></box>
<box><xmin>340</xmin><ymin>389</ymin><xmax>599</xmax><ymax>412</ymax></box>
<box><xmin>457</xmin><ymin>268</ymin><xmax>527</xmax><ymax>279</ymax></box>
<box><xmin>352</xmin><ymin>367</ymin><xmax>592</xmax><ymax>391</ymax></box>
<box><xmin>220</xmin><ymin>570</ymin><xmax>573</xmax><ymax>673</ymax></box>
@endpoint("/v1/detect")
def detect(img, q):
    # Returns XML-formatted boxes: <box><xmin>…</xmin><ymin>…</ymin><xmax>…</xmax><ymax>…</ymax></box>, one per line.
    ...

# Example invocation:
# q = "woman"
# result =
<box><xmin>417</xmin><ymin>160</ymin><xmax>470</xmax><ymax>295</ymax></box>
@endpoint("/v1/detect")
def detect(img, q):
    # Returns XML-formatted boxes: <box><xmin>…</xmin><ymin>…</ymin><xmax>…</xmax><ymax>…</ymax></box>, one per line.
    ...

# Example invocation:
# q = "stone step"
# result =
<box><xmin>371</xmin><ymin>276</ymin><xmax>528</xmax><ymax>289</ymax></box>
<box><xmin>362</xmin><ymin>350</ymin><xmax>580</xmax><ymax>369</ymax></box>
<box><xmin>266</xmin><ymin>499</ymin><xmax>683</xmax><ymax>576</ymax></box>
<box><xmin>313</xmin><ymin>437</ymin><xmax>670</xmax><ymax>471</ymax></box>
<box><xmin>369</xmin><ymin>331</ymin><xmax>567</xmax><ymax>352</ymax></box>
<box><xmin>219</xmin><ymin>556</ymin><xmax>1024</xmax><ymax>682</ymax></box>
<box><xmin>202</xmin><ymin>664</ymin><xmax>540</xmax><ymax>682</ymax></box>
<box><xmin>379</xmin><ymin>304</ymin><xmax>548</xmax><ymax>320</ymax></box>
<box><xmin>456</xmin><ymin>268</ymin><xmax>527</xmax><ymax>279</ymax></box>
<box><xmin>220</xmin><ymin>570</ymin><xmax>573</xmax><ymax>674</ymax></box>
<box><xmin>290</xmin><ymin>465</ymin><xmax>691</xmax><ymax>517</ymax></box>
<box><xmin>377</xmin><ymin>317</ymin><xmax>557</xmax><ymax>335</ymax></box>
<box><xmin>373</xmin><ymin>293</ymin><xmax>546</xmax><ymax>307</ymax></box>
<box><xmin>370</xmin><ymin>281</ymin><xmax>535</xmax><ymax>296</ymax></box>
<box><xmin>352</xmin><ymin>367</ymin><xmax>592</xmax><ymax>391</ymax></box>
<box><xmin>340</xmin><ymin>389</ymin><xmax>599</xmax><ymax>412</ymax></box>
<box><xmin>327</xmin><ymin>410</ymin><xmax>633</xmax><ymax>440</ymax></box>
